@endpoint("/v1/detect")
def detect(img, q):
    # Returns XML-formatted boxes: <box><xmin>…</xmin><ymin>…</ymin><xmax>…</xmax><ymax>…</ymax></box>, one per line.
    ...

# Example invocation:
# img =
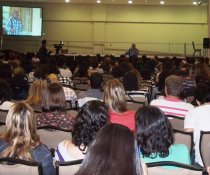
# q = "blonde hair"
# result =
<box><xmin>0</xmin><ymin>103</ymin><xmax>40</xmax><ymax>160</ymax></box>
<box><xmin>47</xmin><ymin>73</ymin><xmax>59</xmax><ymax>83</ymax></box>
<box><xmin>104</xmin><ymin>79</ymin><xmax>127</xmax><ymax>113</ymax></box>
<box><xmin>25</xmin><ymin>80</ymin><xmax>46</xmax><ymax>106</ymax></box>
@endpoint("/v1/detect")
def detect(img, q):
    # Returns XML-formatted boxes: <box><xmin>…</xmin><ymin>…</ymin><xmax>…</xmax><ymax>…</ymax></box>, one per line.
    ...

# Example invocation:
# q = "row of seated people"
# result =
<box><xmin>0</xmin><ymin>74</ymin><xmax>210</xmax><ymax>173</ymax></box>
<box><xmin>0</xmin><ymin>100</ymin><xmax>205</xmax><ymax>175</ymax></box>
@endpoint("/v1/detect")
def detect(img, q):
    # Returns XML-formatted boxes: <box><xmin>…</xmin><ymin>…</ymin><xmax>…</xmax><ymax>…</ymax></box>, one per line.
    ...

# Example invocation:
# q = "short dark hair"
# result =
<box><xmin>76</xmin><ymin>124</ymin><xmax>142</xmax><ymax>175</ymax></box>
<box><xmin>194</xmin><ymin>83</ymin><xmax>210</xmax><ymax>104</ymax></box>
<box><xmin>72</xmin><ymin>100</ymin><xmax>108</xmax><ymax>152</ymax></box>
<box><xmin>136</xmin><ymin>106</ymin><xmax>173</xmax><ymax>158</ymax></box>
<box><xmin>165</xmin><ymin>75</ymin><xmax>183</xmax><ymax>97</ymax></box>
<box><xmin>90</xmin><ymin>72</ymin><xmax>103</xmax><ymax>89</ymax></box>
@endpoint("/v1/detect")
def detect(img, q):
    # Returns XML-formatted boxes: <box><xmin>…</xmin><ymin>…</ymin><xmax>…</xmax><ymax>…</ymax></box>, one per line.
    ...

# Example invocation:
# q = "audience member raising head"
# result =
<box><xmin>76</xmin><ymin>124</ymin><xmax>144</xmax><ymax>175</ymax></box>
<box><xmin>55</xmin><ymin>100</ymin><xmax>109</xmax><ymax>162</ymax></box>
<box><xmin>0</xmin><ymin>102</ymin><xmax>55</xmax><ymax>175</ymax></box>
<box><xmin>36</xmin><ymin>82</ymin><xmax>75</xmax><ymax>129</ymax></box>
<box><xmin>104</xmin><ymin>79</ymin><xmax>135</xmax><ymax>132</ymax></box>
<box><xmin>136</xmin><ymin>106</ymin><xmax>190</xmax><ymax>164</ymax></box>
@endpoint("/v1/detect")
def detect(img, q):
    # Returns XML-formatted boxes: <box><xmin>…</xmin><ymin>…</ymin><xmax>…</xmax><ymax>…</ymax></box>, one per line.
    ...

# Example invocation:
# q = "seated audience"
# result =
<box><xmin>25</xmin><ymin>80</ymin><xmax>46</xmax><ymax>112</ymax></box>
<box><xmin>184</xmin><ymin>83</ymin><xmax>210</xmax><ymax>167</ymax></box>
<box><xmin>55</xmin><ymin>100</ymin><xmax>108</xmax><ymax>162</ymax></box>
<box><xmin>0</xmin><ymin>79</ymin><xmax>13</xmax><ymax>110</ymax></box>
<box><xmin>104</xmin><ymin>79</ymin><xmax>135</xmax><ymax>132</ymax></box>
<box><xmin>78</xmin><ymin>72</ymin><xmax>103</xmax><ymax>100</ymax></box>
<box><xmin>36</xmin><ymin>82</ymin><xmax>75</xmax><ymax>129</ymax></box>
<box><xmin>150</xmin><ymin>75</ymin><xmax>194</xmax><ymax>117</ymax></box>
<box><xmin>136</xmin><ymin>106</ymin><xmax>190</xmax><ymax>165</ymax></box>
<box><xmin>0</xmin><ymin>102</ymin><xmax>55</xmax><ymax>175</ymax></box>
<box><xmin>76</xmin><ymin>124</ymin><xmax>146</xmax><ymax>175</ymax></box>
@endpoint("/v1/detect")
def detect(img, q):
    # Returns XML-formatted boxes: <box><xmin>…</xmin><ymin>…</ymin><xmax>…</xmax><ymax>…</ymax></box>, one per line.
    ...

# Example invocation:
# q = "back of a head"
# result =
<box><xmin>104</xmin><ymin>79</ymin><xmax>127</xmax><ymax>113</ymax></box>
<box><xmin>90</xmin><ymin>72</ymin><xmax>103</xmax><ymax>89</ymax></box>
<box><xmin>165</xmin><ymin>75</ymin><xmax>183</xmax><ymax>97</ymax></box>
<box><xmin>76</xmin><ymin>124</ymin><xmax>142</xmax><ymax>175</ymax></box>
<box><xmin>26</xmin><ymin>80</ymin><xmax>46</xmax><ymax>106</ymax></box>
<box><xmin>72</xmin><ymin>100</ymin><xmax>109</xmax><ymax>152</ymax></box>
<box><xmin>135</xmin><ymin>106</ymin><xmax>173</xmax><ymax>158</ymax></box>
<box><xmin>194</xmin><ymin>83</ymin><xmax>210</xmax><ymax>104</ymax></box>
<box><xmin>41</xmin><ymin>39</ymin><xmax>47</xmax><ymax>45</ymax></box>
<box><xmin>46</xmin><ymin>73</ymin><xmax>59</xmax><ymax>83</ymax></box>
<box><xmin>123</xmin><ymin>71</ymin><xmax>139</xmax><ymax>91</ymax></box>
<box><xmin>41</xmin><ymin>82</ymin><xmax>66</xmax><ymax>111</ymax></box>
<box><xmin>2</xmin><ymin>102</ymin><xmax>40</xmax><ymax>160</ymax></box>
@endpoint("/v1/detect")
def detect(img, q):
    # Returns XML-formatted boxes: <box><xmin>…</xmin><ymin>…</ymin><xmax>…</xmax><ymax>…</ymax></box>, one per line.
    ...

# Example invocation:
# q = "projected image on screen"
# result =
<box><xmin>2</xmin><ymin>6</ymin><xmax>42</xmax><ymax>36</ymax></box>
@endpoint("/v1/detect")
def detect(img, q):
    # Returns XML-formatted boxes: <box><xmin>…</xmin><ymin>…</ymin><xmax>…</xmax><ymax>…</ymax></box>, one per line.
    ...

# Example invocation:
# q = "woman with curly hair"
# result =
<box><xmin>0</xmin><ymin>102</ymin><xmax>55</xmax><ymax>175</ymax></box>
<box><xmin>135</xmin><ymin>106</ymin><xmax>190</xmax><ymax>165</ymax></box>
<box><xmin>55</xmin><ymin>100</ymin><xmax>109</xmax><ymax>162</ymax></box>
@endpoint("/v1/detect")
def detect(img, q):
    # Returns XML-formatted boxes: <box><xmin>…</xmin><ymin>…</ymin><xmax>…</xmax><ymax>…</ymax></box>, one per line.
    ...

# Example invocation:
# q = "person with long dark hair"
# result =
<box><xmin>76</xmin><ymin>124</ymin><xmax>146</xmax><ymax>175</ymax></box>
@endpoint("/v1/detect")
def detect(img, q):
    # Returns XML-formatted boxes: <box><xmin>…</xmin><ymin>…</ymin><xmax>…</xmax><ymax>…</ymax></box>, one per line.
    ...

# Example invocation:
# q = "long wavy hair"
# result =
<box><xmin>0</xmin><ymin>103</ymin><xmax>40</xmax><ymax>160</ymax></box>
<box><xmin>76</xmin><ymin>124</ymin><xmax>142</xmax><ymax>175</ymax></box>
<box><xmin>104</xmin><ymin>79</ymin><xmax>127</xmax><ymax>113</ymax></box>
<box><xmin>136</xmin><ymin>106</ymin><xmax>173</xmax><ymax>158</ymax></box>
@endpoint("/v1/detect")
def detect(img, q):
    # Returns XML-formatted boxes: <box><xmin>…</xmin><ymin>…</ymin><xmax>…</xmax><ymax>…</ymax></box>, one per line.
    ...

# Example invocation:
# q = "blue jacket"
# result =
<box><xmin>0</xmin><ymin>139</ymin><xmax>55</xmax><ymax>175</ymax></box>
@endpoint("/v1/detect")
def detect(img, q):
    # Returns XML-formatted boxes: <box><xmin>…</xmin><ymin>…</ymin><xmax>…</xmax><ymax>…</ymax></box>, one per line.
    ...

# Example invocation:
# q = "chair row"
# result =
<box><xmin>0</xmin><ymin>157</ymin><xmax>206</xmax><ymax>175</ymax></box>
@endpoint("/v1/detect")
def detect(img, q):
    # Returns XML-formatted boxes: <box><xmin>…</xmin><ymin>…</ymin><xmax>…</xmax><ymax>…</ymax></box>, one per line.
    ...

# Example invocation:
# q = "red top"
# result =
<box><xmin>109</xmin><ymin>110</ymin><xmax>135</xmax><ymax>132</ymax></box>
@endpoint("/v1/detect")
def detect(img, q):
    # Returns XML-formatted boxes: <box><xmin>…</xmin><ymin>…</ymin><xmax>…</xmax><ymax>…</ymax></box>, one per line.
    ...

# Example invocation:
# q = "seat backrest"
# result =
<box><xmin>0</xmin><ymin>122</ymin><xmax>6</xmax><ymax>133</ymax></box>
<box><xmin>56</xmin><ymin>159</ymin><xmax>83</xmax><ymax>175</ymax></box>
<box><xmin>167</xmin><ymin>115</ymin><xmax>184</xmax><ymax>131</ymax></box>
<box><xmin>0</xmin><ymin>157</ymin><xmax>43</xmax><ymax>175</ymax></box>
<box><xmin>37</xmin><ymin>126</ymin><xmax>72</xmax><ymax>149</ymax></box>
<box><xmin>126</xmin><ymin>93</ymin><xmax>148</xmax><ymax>111</ymax></box>
<box><xmin>0</xmin><ymin>109</ymin><xmax>8</xmax><ymax>123</ymax></box>
<box><xmin>173</xmin><ymin>129</ymin><xmax>193</xmax><ymax>154</ymax></box>
<box><xmin>200</xmin><ymin>131</ymin><xmax>210</xmax><ymax>168</ymax></box>
<box><xmin>147</xmin><ymin>161</ymin><xmax>203</xmax><ymax>175</ymax></box>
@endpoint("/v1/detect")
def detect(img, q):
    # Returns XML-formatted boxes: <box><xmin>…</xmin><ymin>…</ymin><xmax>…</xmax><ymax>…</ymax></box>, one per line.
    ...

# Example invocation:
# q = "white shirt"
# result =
<box><xmin>184</xmin><ymin>104</ymin><xmax>210</xmax><ymax>166</ymax></box>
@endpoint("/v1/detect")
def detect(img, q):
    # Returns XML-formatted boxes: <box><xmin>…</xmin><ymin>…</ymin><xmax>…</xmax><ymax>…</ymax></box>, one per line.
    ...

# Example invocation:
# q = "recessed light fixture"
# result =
<box><xmin>65</xmin><ymin>0</ymin><xmax>70</xmax><ymax>2</ymax></box>
<box><xmin>160</xmin><ymin>1</ymin><xmax>165</xmax><ymax>5</ymax></box>
<box><xmin>97</xmin><ymin>0</ymin><xmax>101</xmax><ymax>3</ymax></box>
<box><xmin>128</xmin><ymin>0</ymin><xmax>133</xmax><ymax>4</ymax></box>
<box><xmin>193</xmin><ymin>1</ymin><xmax>198</xmax><ymax>5</ymax></box>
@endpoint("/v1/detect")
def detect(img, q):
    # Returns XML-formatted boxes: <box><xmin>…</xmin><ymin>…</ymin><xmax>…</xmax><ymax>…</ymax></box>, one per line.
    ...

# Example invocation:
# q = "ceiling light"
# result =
<box><xmin>96</xmin><ymin>0</ymin><xmax>101</xmax><ymax>3</ymax></box>
<box><xmin>193</xmin><ymin>1</ymin><xmax>198</xmax><ymax>5</ymax></box>
<box><xmin>128</xmin><ymin>0</ymin><xmax>133</xmax><ymax>4</ymax></box>
<box><xmin>160</xmin><ymin>1</ymin><xmax>165</xmax><ymax>5</ymax></box>
<box><xmin>65</xmin><ymin>0</ymin><xmax>70</xmax><ymax>2</ymax></box>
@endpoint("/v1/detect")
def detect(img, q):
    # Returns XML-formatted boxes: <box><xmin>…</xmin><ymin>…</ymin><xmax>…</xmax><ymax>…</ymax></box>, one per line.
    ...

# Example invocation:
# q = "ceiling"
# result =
<box><xmin>0</xmin><ymin>0</ymin><xmax>208</xmax><ymax>6</ymax></box>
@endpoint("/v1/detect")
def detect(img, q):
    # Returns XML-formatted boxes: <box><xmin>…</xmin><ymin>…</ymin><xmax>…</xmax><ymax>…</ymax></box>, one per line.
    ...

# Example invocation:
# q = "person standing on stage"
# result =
<box><xmin>125</xmin><ymin>43</ymin><xmax>139</xmax><ymax>63</ymax></box>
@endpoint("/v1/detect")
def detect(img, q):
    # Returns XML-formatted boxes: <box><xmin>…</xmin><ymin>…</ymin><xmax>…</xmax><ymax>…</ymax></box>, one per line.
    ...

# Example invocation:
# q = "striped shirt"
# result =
<box><xmin>150</xmin><ymin>96</ymin><xmax>194</xmax><ymax>117</ymax></box>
